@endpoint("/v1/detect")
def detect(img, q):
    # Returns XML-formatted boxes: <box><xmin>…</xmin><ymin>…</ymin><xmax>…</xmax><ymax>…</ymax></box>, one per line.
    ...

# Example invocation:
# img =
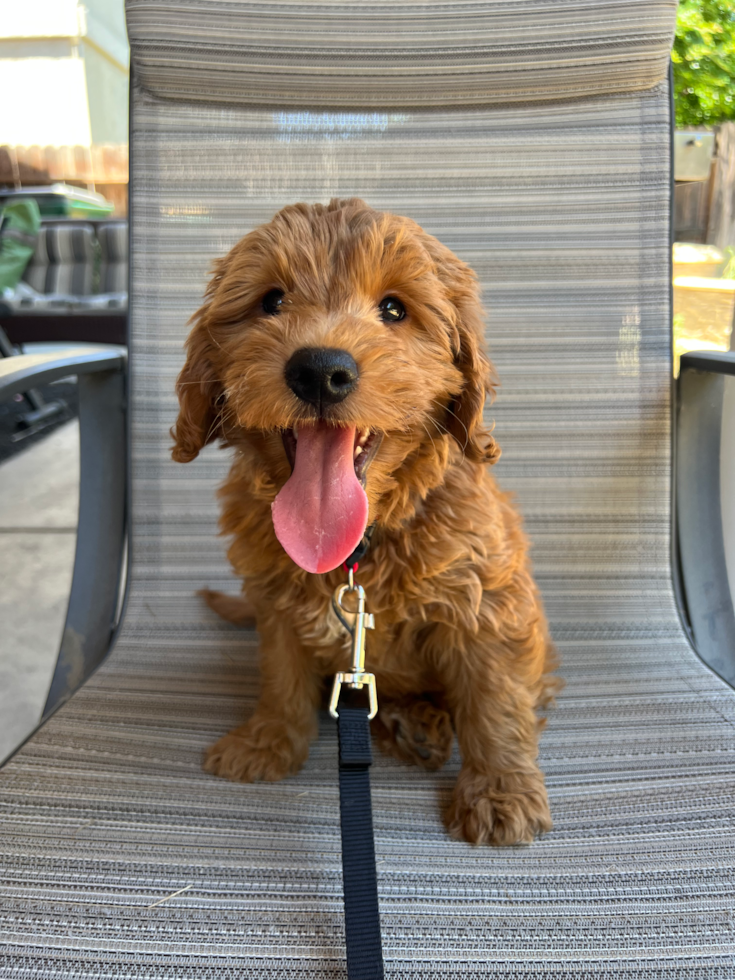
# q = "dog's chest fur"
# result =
<box><xmin>287</xmin><ymin>581</ymin><xmax>437</xmax><ymax>696</ymax></box>
<box><xmin>229</xmin><ymin>461</ymin><xmax>529</xmax><ymax>696</ymax></box>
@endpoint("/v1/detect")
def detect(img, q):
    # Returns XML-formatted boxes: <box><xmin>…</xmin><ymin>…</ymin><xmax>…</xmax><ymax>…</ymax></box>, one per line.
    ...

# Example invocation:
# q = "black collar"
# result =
<box><xmin>343</xmin><ymin>522</ymin><xmax>376</xmax><ymax>569</ymax></box>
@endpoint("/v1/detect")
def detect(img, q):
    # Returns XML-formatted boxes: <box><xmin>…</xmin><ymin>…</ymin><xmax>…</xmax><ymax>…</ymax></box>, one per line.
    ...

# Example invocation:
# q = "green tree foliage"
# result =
<box><xmin>673</xmin><ymin>1</ymin><xmax>735</xmax><ymax>126</ymax></box>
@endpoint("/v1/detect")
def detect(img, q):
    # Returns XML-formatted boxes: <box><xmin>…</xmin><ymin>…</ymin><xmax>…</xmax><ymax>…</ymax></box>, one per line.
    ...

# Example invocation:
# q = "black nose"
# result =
<box><xmin>285</xmin><ymin>347</ymin><xmax>358</xmax><ymax>410</ymax></box>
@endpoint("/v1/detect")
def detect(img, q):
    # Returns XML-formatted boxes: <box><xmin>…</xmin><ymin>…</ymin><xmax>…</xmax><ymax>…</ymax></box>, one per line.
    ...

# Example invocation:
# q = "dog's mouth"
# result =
<box><xmin>272</xmin><ymin>423</ymin><xmax>383</xmax><ymax>574</ymax></box>
<box><xmin>280</xmin><ymin>425</ymin><xmax>382</xmax><ymax>485</ymax></box>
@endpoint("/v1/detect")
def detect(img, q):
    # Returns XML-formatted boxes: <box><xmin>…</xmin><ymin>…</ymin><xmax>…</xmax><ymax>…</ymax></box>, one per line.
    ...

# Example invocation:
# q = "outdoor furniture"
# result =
<box><xmin>0</xmin><ymin>220</ymin><xmax>128</xmax><ymax>346</ymax></box>
<box><xmin>23</xmin><ymin>223</ymin><xmax>97</xmax><ymax>297</ymax></box>
<box><xmin>97</xmin><ymin>221</ymin><xmax>129</xmax><ymax>295</ymax></box>
<box><xmin>2</xmin><ymin>1</ymin><xmax>734</xmax><ymax>975</ymax></box>
<box><xmin>0</xmin><ymin>309</ymin><xmax>127</xmax><ymax>346</ymax></box>
<box><xmin>0</xmin><ymin>328</ymin><xmax>68</xmax><ymax>436</ymax></box>
<box><xmin>19</xmin><ymin>220</ymin><xmax>128</xmax><ymax>300</ymax></box>
<box><xmin>0</xmin><ymin>199</ymin><xmax>67</xmax><ymax>433</ymax></box>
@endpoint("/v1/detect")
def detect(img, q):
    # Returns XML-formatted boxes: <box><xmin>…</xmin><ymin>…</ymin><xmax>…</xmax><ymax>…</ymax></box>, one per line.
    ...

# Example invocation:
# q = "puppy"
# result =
<box><xmin>172</xmin><ymin>198</ymin><xmax>560</xmax><ymax>845</ymax></box>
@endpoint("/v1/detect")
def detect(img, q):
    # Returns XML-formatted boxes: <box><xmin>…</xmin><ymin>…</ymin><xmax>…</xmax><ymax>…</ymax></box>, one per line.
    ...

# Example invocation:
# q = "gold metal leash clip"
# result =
<box><xmin>329</xmin><ymin>569</ymin><xmax>378</xmax><ymax>720</ymax></box>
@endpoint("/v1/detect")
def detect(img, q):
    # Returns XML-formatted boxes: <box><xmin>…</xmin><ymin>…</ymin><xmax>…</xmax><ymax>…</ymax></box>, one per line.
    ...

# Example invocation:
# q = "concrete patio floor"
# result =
<box><xmin>0</xmin><ymin>420</ymin><xmax>79</xmax><ymax>762</ymax></box>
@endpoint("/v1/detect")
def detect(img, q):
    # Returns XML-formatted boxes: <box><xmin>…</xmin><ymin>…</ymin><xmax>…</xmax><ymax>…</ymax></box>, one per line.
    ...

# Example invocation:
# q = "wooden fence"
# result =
<box><xmin>0</xmin><ymin>144</ymin><xmax>129</xmax><ymax>216</ymax></box>
<box><xmin>675</xmin><ymin>122</ymin><xmax>735</xmax><ymax>248</ymax></box>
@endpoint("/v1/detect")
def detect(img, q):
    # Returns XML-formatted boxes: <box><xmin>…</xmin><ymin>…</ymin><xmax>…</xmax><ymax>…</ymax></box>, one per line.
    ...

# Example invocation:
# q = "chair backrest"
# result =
<box><xmin>127</xmin><ymin>0</ymin><xmax>676</xmax><ymax>107</ymax></box>
<box><xmin>23</xmin><ymin>223</ymin><xmax>97</xmax><ymax>296</ymax></box>
<box><xmin>97</xmin><ymin>220</ymin><xmax>129</xmax><ymax>294</ymax></box>
<box><xmin>124</xmin><ymin>0</ymin><xmax>679</xmax><ymax>650</ymax></box>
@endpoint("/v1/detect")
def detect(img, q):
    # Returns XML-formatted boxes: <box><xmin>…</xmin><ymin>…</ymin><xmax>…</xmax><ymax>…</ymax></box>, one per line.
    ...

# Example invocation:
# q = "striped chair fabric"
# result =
<box><xmin>98</xmin><ymin>221</ymin><xmax>129</xmax><ymax>294</ymax></box>
<box><xmin>22</xmin><ymin>224</ymin><xmax>97</xmax><ymax>296</ymax></box>
<box><xmin>2</xmin><ymin>1</ymin><xmax>734</xmax><ymax>976</ymax></box>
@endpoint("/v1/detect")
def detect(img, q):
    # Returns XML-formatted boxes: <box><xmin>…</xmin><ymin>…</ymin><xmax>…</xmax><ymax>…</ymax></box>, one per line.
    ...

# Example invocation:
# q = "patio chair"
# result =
<box><xmin>2</xmin><ymin>1</ymin><xmax>734</xmax><ymax>975</ymax></box>
<box><xmin>1</xmin><ymin>218</ymin><xmax>129</xmax><ymax>347</ymax></box>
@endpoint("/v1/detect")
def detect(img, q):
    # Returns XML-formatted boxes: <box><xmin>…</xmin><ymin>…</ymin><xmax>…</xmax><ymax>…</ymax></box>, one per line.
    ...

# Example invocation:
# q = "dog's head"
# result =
<box><xmin>172</xmin><ymin>198</ymin><xmax>498</xmax><ymax>572</ymax></box>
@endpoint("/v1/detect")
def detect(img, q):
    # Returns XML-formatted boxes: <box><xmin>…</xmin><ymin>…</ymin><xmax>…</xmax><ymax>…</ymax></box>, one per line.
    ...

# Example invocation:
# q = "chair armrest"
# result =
<box><xmin>676</xmin><ymin>355</ymin><xmax>735</xmax><ymax>688</ymax></box>
<box><xmin>0</xmin><ymin>345</ymin><xmax>128</xmax><ymax>721</ymax></box>
<box><xmin>0</xmin><ymin>347</ymin><xmax>126</xmax><ymax>401</ymax></box>
<box><xmin>680</xmin><ymin>350</ymin><xmax>735</xmax><ymax>376</ymax></box>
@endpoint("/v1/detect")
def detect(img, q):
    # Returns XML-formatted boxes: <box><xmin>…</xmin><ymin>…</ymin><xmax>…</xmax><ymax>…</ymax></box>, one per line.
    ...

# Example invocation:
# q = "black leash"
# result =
<box><xmin>337</xmin><ymin>704</ymin><xmax>385</xmax><ymax>979</ymax></box>
<box><xmin>330</xmin><ymin>562</ymin><xmax>385</xmax><ymax>980</ymax></box>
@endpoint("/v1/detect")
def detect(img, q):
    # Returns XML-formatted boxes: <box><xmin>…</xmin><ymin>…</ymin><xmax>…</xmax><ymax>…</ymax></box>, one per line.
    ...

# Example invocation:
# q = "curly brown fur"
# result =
<box><xmin>372</xmin><ymin>695</ymin><xmax>454</xmax><ymax>771</ymax></box>
<box><xmin>173</xmin><ymin>198</ymin><xmax>561</xmax><ymax>845</ymax></box>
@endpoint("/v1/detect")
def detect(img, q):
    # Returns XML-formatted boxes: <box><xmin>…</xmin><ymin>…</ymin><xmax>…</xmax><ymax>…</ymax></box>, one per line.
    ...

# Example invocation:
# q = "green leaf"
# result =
<box><xmin>673</xmin><ymin>0</ymin><xmax>735</xmax><ymax>126</ymax></box>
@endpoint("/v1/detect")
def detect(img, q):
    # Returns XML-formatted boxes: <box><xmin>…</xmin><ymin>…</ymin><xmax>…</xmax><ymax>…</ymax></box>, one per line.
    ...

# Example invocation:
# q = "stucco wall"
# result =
<box><xmin>0</xmin><ymin>0</ymin><xmax>128</xmax><ymax>149</ymax></box>
<box><xmin>83</xmin><ymin>42</ymin><xmax>129</xmax><ymax>144</ymax></box>
<box><xmin>0</xmin><ymin>54</ymin><xmax>92</xmax><ymax>146</ymax></box>
<box><xmin>0</xmin><ymin>0</ymin><xmax>81</xmax><ymax>39</ymax></box>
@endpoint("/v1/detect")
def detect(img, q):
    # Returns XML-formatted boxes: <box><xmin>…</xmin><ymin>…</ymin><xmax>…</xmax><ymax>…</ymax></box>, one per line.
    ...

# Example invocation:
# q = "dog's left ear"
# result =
<box><xmin>171</xmin><ymin>254</ymin><xmax>236</xmax><ymax>463</ymax></box>
<box><xmin>170</xmin><ymin>302</ymin><xmax>226</xmax><ymax>463</ymax></box>
<box><xmin>441</xmin><ymin>256</ymin><xmax>500</xmax><ymax>466</ymax></box>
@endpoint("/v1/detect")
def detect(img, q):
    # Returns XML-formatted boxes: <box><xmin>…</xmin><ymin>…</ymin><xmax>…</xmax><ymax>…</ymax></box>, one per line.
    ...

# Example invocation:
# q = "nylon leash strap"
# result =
<box><xmin>337</xmin><ymin>705</ymin><xmax>385</xmax><ymax>980</ymax></box>
<box><xmin>330</xmin><ymin>566</ymin><xmax>385</xmax><ymax>979</ymax></box>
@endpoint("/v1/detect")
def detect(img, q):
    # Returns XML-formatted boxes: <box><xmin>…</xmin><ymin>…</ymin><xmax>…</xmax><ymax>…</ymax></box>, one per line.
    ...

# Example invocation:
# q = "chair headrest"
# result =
<box><xmin>127</xmin><ymin>0</ymin><xmax>676</xmax><ymax>109</ymax></box>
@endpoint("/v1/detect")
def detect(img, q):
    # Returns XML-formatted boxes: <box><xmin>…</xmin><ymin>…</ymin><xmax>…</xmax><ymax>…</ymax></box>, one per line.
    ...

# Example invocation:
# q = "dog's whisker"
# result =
<box><xmin>428</xmin><ymin>413</ymin><xmax>466</xmax><ymax>462</ymax></box>
<box><xmin>175</xmin><ymin>379</ymin><xmax>232</xmax><ymax>387</ymax></box>
<box><xmin>421</xmin><ymin>421</ymin><xmax>438</xmax><ymax>456</ymax></box>
<box><xmin>203</xmin><ymin>417</ymin><xmax>221</xmax><ymax>445</ymax></box>
<box><xmin>206</xmin><ymin>329</ymin><xmax>232</xmax><ymax>355</ymax></box>
<box><xmin>444</xmin><ymin>405</ymin><xmax>471</xmax><ymax>452</ymax></box>
<box><xmin>217</xmin><ymin>407</ymin><xmax>236</xmax><ymax>433</ymax></box>
<box><xmin>203</xmin><ymin>403</ymin><xmax>236</xmax><ymax>446</ymax></box>
<box><xmin>428</xmin><ymin>415</ymin><xmax>449</xmax><ymax>437</ymax></box>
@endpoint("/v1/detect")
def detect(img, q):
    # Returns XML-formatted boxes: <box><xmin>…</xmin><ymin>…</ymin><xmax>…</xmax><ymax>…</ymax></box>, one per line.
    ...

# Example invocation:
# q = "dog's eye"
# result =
<box><xmin>262</xmin><ymin>289</ymin><xmax>285</xmax><ymax>315</ymax></box>
<box><xmin>378</xmin><ymin>296</ymin><xmax>406</xmax><ymax>323</ymax></box>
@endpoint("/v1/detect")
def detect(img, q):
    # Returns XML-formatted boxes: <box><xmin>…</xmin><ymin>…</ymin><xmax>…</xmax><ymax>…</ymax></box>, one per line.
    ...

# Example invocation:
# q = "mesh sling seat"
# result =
<box><xmin>2</xmin><ymin>1</ymin><xmax>735</xmax><ymax>975</ymax></box>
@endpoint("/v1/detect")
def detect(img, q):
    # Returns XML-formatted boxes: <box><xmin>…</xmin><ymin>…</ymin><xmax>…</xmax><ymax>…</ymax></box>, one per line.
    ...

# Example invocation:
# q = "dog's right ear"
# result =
<box><xmin>170</xmin><ymin>311</ymin><xmax>224</xmax><ymax>464</ymax></box>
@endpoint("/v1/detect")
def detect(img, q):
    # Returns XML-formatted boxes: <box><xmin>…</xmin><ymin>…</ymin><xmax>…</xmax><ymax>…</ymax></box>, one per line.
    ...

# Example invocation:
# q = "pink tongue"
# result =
<box><xmin>272</xmin><ymin>423</ymin><xmax>368</xmax><ymax>574</ymax></box>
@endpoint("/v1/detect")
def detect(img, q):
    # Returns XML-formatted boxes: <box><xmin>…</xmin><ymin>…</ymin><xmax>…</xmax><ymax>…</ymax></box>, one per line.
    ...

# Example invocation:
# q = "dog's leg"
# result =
<box><xmin>372</xmin><ymin>695</ymin><xmax>454</xmax><ymax>771</ymax></box>
<box><xmin>204</xmin><ymin>615</ymin><xmax>319</xmax><ymax>782</ymax></box>
<box><xmin>198</xmin><ymin>588</ymin><xmax>256</xmax><ymax>627</ymax></box>
<box><xmin>439</xmin><ymin>641</ymin><xmax>552</xmax><ymax>846</ymax></box>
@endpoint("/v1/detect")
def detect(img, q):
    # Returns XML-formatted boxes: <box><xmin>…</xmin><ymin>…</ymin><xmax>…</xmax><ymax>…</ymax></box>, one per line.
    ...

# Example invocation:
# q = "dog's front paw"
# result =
<box><xmin>374</xmin><ymin>696</ymin><xmax>454</xmax><ymax>771</ymax></box>
<box><xmin>204</xmin><ymin>717</ymin><xmax>308</xmax><ymax>783</ymax></box>
<box><xmin>445</xmin><ymin>767</ymin><xmax>552</xmax><ymax>845</ymax></box>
